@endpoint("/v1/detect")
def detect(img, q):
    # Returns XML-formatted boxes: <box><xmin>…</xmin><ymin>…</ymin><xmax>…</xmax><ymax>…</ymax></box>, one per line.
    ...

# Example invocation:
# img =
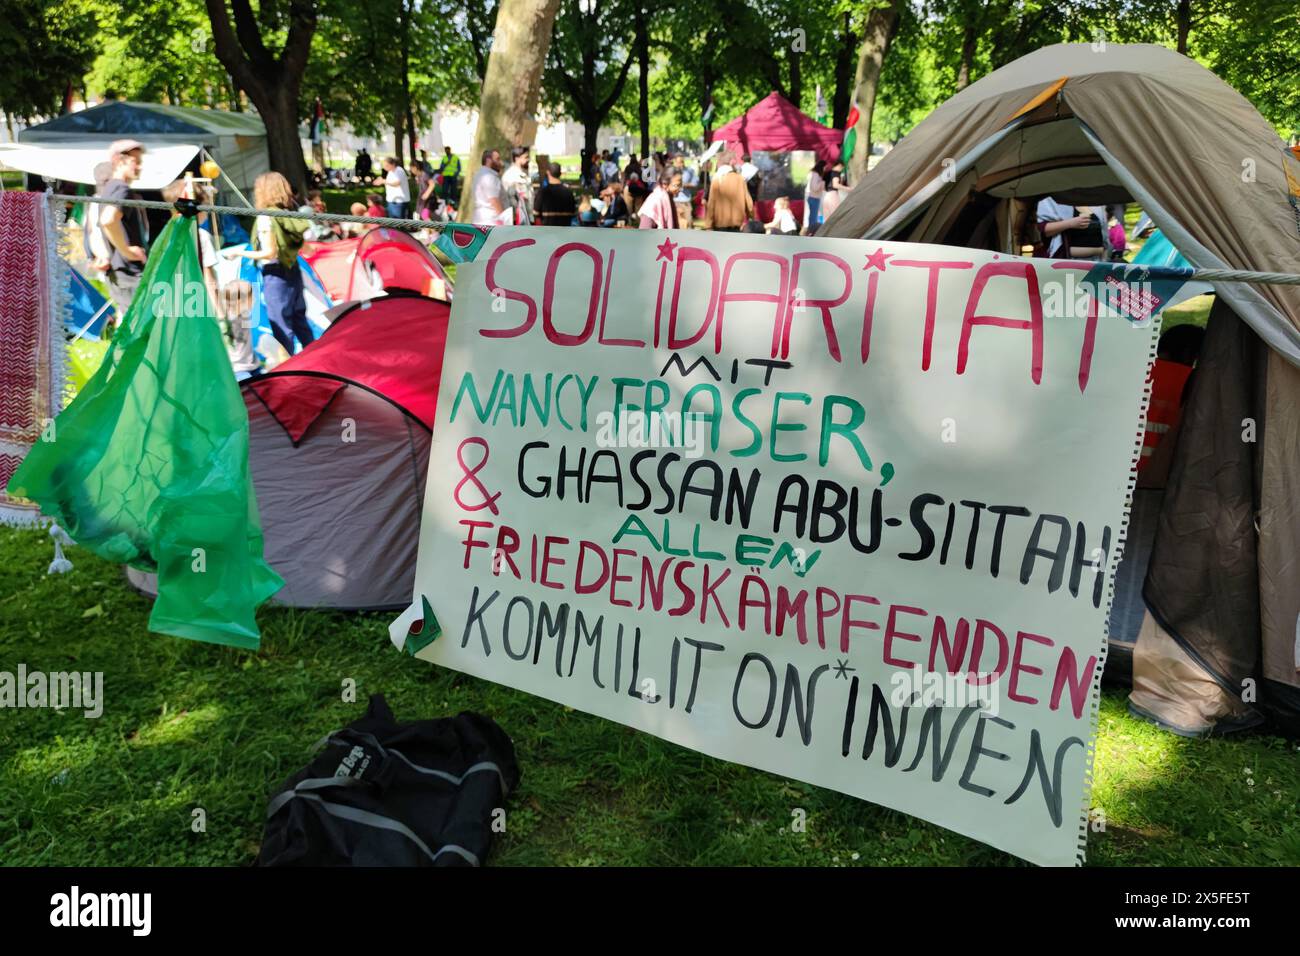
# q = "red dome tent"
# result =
<box><xmin>302</xmin><ymin>229</ymin><xmax>453</xmax><ymax>304</ymax></box>
<box><xmin>128</xmin><ymin>294</ymin><xmax>450</xmax><ymax>610</ymax></box>
<box><xmin>709</xmin><ymin>91</ymin><xmax>843</xmax><ymax>164</ymax></box>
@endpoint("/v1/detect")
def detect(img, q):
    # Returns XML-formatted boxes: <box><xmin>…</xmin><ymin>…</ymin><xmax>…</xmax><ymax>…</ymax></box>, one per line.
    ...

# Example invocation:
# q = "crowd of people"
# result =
<box><xmin>463</xmin><ymin>143</ymin><xmax>853</xmax><ymax>233</ymax></box>
<box><xmin>345</xmin><ymin>146</ymin><xmax>463</xmax><ymax>222</ymax></box>
<box><xmin>82</xmin><ymin>141</ymin><xmax>330</xmax><ymax>378</ymax></box>
<box><xmin>79</xmin><ymin>137</ymin><xmax>859</xmax><ymax>386</ymax></box>
<box><xmin>75</xmin><ymin>135</ymin><xmax>1146</xmax><ymax>399</ymax></box>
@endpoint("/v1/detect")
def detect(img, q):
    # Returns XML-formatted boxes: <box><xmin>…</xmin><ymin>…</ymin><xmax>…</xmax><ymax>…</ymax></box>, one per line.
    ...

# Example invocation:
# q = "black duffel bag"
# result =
<box><xmin>257</xmin><ymin>694</ymin><xmax>519</xmax><ymax>866</ymax></box>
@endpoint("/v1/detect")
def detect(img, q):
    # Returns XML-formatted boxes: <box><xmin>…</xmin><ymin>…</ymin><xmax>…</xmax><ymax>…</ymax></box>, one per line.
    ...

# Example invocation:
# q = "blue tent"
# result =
<box><xmin>1132</xmin><ymin>228</ymin><xmax>1192</xmax><ymax>270</ymax></box>
<box><xmin>238</xmin><ymin>254</ymin><xmax>334</xmax><ymax>362</ymax></box>
<box><xmin>66</xmin><ymin>269</ymin><xmax>113</xmax><ymax>340</ymax></box>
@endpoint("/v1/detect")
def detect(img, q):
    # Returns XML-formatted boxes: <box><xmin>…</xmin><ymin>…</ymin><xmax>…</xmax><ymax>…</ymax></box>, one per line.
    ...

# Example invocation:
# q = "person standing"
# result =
<box><xmin>821</xmin><ymin>161</ymin><xmax>849</xmax><ymax>220</ymax></box>
<box><xmin>438</xmin><ymin>146</ymin><xmax>462</xmax><ymax>204</ymax></box>
<box><xmin>803</xmin><ymin>159</ymin><xmax>826</xmax><ymax>233</ymax></box>
<box><xmin>354</xmin><ymin>148</ymin><xmax>372</xmax><ymax>181</ymax></box>
<box><xmin>471</xmin><ymin>148</ymin><xmax>506</xmax><ymax>226</ymax></box>
<box><xmin>534</xmin><ymin>162</ymin><xmax>577</xmax><ymax>226</ymax></box>
<box><xmin>412</xmin><ymin>160</ymin><xmax>435</xmax><ymax>220</ymax></box>
<box><xmin>500</xmin><ymin>146</ymin><xmax>534</xmax><ymax>224</ymax></box>
<box><xmin>161</xmin><ymin>179</ymin><xmax>225</xmax><ymax>321</ymax></box>
<box><xmin>374</xmin><ymin>156</ymin><xmax>411</xmax><ymax>220</ymax></box>
<box><xmin>623</xmin><ymin>153</ymin><xmax>650</xmax><ymax>215</ymax></box>
<box><xmin>740</xmin><ymin>154</ymin><xmax>760</xmax><ymax>203</ymax></box>
<box><xmin>673</xmin><ymin>154</ymin><xmax>697</xmax><ymax>227</ymax></box>
<box><xmin>707</xmin><ymin>152</ymin><xmax>753</xmax><ymax>231</ymax></box>
<box><xmin>638</xmin><ymin>170</ymin><xmax>682</xmax><ymax>229</ymax></box>
<box><xmin>99</xmin><ymin>140</ymin><xmax>150</xmax><ymax>319</ymax></box>
<box><xmin>601</xmin><ymin>151</ymin><xmax>619</xmax><ymax>185</ymax></box>
<box><xmin>235</xmin><ymin>172</ymin><xmax>314</xmax><ymax>355</ymax></box>
<box><xmin>1036</xmin><ymin>198</ymin><xmax>1103</xmax><ymax>259</ymax></box>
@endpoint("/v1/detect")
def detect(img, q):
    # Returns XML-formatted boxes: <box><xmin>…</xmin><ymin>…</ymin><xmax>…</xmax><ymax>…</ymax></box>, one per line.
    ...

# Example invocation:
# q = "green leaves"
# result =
<box><xmin>0</xmin><ymin>0</ymin><xmax>98</xmax><ymax>119</ymax></box>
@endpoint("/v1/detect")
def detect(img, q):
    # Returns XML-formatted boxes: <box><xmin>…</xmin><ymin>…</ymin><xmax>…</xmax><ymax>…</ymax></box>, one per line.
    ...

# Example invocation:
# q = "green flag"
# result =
<box><xmin>7</xmin><ymin>216</ymin><xmax>283</xmax><ymax>648</ymax></box>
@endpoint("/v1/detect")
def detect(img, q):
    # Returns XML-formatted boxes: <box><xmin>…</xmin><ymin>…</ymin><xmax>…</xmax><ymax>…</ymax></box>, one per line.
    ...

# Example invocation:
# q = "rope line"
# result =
<box><xmin>52</xmin><ymin>191</ymin><xmax>469</xmax><ymax>234</ymax></box>
<box><xmin>49</xmin><ymin>192</ymin><xmax>1300</xmax><ymax>286</ymax></box>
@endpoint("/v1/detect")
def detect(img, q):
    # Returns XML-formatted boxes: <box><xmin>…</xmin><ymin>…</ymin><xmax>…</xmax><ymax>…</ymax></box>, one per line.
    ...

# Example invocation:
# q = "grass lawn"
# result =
<box><xmin>2</xmin><ymin>525</ymin><xmax>1296</xmax><ymax>867</ymax></box>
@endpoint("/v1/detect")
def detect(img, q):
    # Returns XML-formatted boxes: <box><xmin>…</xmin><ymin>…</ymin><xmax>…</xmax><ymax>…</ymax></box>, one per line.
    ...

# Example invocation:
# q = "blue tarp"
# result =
<box><xmin>66</xmin><ymin>268</ymin><xmax>112</xmax><ymax>340</ymax></box>
<box><xmin>1132</xmin><ymin>228</ymin><xmax>1191</xmax><ymax>270</ymax></box>
<box><xmin>238</xmin><ymin>254</ymin><xmax>334</xmax><ymax>362</ymax></box>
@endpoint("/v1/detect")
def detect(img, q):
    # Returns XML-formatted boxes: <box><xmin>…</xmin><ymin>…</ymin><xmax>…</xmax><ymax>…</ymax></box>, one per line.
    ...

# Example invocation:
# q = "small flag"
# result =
<box><xmin>841</xmin><ymin>105</ymin><xmax>860</xmax><ymax>165</ymax></box>
<box><xmin>702</xmin><ymin>98</ymin><xmax>715</xmax><ymax>130</ymax></box>
<box><xmin>816</xmin><ymin>84</ymin><xmax>828</xmax><ymax>125</ymax></box>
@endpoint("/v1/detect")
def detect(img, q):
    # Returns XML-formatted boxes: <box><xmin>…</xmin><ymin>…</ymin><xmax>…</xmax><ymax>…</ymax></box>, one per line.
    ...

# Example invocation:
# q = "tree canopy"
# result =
<box><xmin>2</xmin><ymin>0</ymin><xmax>1294</xmax><ymax>178</ymax></box>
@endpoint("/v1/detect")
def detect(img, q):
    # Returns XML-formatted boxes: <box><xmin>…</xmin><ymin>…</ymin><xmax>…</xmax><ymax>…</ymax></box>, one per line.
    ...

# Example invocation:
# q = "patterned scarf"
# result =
<box><xmin>0</xmin><ymin>191</ymin><xmax>65</xmax><ymax>527</ymax></box>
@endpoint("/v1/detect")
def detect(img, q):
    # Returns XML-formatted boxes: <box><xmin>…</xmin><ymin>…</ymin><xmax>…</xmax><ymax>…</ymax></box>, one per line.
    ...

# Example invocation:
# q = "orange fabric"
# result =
<box><xmin>1005</xmin><ymin>76</ymin><xmax>1067</xmax><ymax>123</ymax></box>
<box><xmin>1139</xmin><ymin>358</ymin><xmax>1192</xmax><ymax>471</ymax></box>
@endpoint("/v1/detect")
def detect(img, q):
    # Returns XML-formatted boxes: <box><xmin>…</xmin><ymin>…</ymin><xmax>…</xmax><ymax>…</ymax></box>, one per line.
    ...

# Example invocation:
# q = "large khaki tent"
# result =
<box><xmin>820</xmin><ymin>43</ymin><xmax>1300</xmax><ymax>737</ymax></box>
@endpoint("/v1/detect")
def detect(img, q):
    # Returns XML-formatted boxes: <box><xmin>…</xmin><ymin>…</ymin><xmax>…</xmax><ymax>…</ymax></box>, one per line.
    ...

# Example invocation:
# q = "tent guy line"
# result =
<box><xmin>48</xmin><ymin>193</ymin><xmax>1300</xmax><ymax>287</ymax></box>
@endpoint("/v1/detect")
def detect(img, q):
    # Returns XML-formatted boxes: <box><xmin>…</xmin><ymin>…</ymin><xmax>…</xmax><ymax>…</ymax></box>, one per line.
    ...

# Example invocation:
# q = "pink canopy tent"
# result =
<box><xmin>709</xmin><ymin>92</ymin><xmax>842</xmax><ymax>163</ymax></box>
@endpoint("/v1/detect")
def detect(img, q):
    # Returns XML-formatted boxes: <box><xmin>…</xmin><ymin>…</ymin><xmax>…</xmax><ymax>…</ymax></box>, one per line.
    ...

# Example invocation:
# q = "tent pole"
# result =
<box><xmin>204</xmin><ymin>148</ymin><xmax>253</xmax><ymax>209</ymax></box>
<box><xmin>72</xmin><ymin>298</ymin><xmax>114</xmax><ymax>343</ymax></box>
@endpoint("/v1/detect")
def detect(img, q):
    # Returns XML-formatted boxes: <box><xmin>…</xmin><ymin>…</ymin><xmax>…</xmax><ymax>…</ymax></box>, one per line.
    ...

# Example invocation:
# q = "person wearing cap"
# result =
<box><xmin>83</xmin><ymin>161</ymin><xmax>114</xmax><ymax>273</ymax></box>
<box><xmin>99</xmin><ymin>140</ymin><xmax>150</xmax><ymax>318</ymax></box>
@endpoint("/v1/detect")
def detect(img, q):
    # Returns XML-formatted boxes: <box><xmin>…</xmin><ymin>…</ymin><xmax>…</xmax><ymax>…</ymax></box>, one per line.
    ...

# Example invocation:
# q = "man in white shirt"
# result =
<box><xmin>500</xmin><ymin>145</ymin><xmax>534</xmax><ymax>225</ymax></box>
<box><xmin>374</xmin><ymin>156</ymin><xmax>411</xmax><ymax>219</ymax></box>
<box><xmin>471</xmin><ymin>148</ymin><xmax>506</xmax><ymax>226</ymax></box>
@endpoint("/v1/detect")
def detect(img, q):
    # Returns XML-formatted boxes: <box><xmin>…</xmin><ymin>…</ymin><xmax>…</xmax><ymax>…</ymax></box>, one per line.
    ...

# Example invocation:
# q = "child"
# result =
<box><xmin>365</xmin><ymin>193</ymin><xmax>385</xmax><ymax>219</ymax></box>
<box><xmin>765</xmin><ymin>196</ymin><xmax>799</xmax><ymax>236</ymax></box>
<box><xmin>343</xmin><ymin>201</ymin><xmax>371</xmax><ymax>237</ymax></box>
<box><xmin>160</xmin><ymin>179</ymin><xmax>223</xmax><ymax>321</ymax></box>
<box><xmin>217</xmin><ymin>280</ymin><xmax>262</xmax><ymax>381</ymax></box>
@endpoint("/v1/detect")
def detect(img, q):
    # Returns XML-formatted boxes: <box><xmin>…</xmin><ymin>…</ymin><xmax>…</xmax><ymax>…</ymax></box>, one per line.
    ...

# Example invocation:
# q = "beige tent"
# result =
<box><xmin>821</xmin><ymin>43</ymin><xmax>1300</xmax><ymax>737</ymax></box>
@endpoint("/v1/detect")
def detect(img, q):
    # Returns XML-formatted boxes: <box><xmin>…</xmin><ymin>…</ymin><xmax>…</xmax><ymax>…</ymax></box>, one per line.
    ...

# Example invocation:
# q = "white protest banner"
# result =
<box><xmin>391</xmin><ymin>228</ymin><xmax>1166</xmax><ymax>866</ymax></box>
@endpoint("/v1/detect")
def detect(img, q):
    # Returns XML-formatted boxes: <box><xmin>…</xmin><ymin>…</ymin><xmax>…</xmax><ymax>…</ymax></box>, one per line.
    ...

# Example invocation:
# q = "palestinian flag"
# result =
<box><xmin>431</xmin><ymin>223</ymin><xmax>492</xmax><ymax>264</ymax></box>
<box><xmin>841</xmin><ymin>105</ymin><xmax>860</xmax><ymax>165</ymax></box>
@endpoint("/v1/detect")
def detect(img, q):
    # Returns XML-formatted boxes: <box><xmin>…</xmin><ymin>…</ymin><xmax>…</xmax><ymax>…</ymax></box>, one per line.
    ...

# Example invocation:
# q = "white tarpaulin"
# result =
<box><xmin>391</xmin><ymin>228</ymin><xmax>1176</xmax><ymax>866</ymax></box>
<box><xmin>0</xmin><ymin>142</ymin><xmax>200</xmax><ymax>191</ymax></box>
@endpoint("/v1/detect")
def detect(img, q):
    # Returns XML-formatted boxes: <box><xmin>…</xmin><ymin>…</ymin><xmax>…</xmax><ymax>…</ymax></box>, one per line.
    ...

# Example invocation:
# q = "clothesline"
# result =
<box><xmin>47</xmin><ymin>191</ymin><xmax>1300</xmax><ymax>286</ymax></box>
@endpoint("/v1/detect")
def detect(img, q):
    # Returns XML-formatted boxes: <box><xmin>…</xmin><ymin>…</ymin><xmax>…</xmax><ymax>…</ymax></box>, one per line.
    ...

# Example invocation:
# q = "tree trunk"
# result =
<box><xmin>460</xmin><ymin>0</ymin><xmax>562</xmax><ymax>219</ymax></box>
<box><xmin>400</xmin><ymin>0</ymin><xmax>416</xmax><ymax>161</ymax></box>
<box><xmin>832</xmin><ymin>12</ymin><xmax>855</xmax><ymax>129</ymax></box>
<box><xmin>635</xmin><ymin>5</ymin><xmax>650</xmax><ymax>158</ymax></box>
<box><xmin>789</xmin><ymin>47</ymin><xmax>802</xmax><ymax>111</ymax></box>
<box><xmin>1176</xmin><ymin>0</ymin><xmax>1191</xmax><ymax>54</ymax></box>
<box><xmin>848</xmin><ymin>0</ymin><xmax>900</xmax><ymax>183</ymax></box>
<box><xmin>956</xmin><ymin>23</ymin><xmax>978</xmax><ymax>90</ymax></box>
<box><xmin>262</xmin><ymin>88</ymin><xmax>311</xmax><ymax>194</ymax></box>
<box><xmin>203</xmin><ymin>0</ymin><xmax>315</xmax><ymax>195</ymax></box>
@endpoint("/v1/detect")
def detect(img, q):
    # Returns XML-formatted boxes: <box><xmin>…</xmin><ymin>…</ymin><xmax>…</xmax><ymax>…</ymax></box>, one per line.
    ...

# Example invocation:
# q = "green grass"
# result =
<box><xmin>1</xmin><ymin>524</ymin><xmax>1296</xmax><ymax>866</ymax></box>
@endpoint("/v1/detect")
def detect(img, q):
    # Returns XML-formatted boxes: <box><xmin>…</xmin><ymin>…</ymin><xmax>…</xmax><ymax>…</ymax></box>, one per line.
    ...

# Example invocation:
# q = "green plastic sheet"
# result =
<box><xmin>7</xmin><ymin>216</ymin><xmax>283</xmax><ymax>648</ymax></box>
